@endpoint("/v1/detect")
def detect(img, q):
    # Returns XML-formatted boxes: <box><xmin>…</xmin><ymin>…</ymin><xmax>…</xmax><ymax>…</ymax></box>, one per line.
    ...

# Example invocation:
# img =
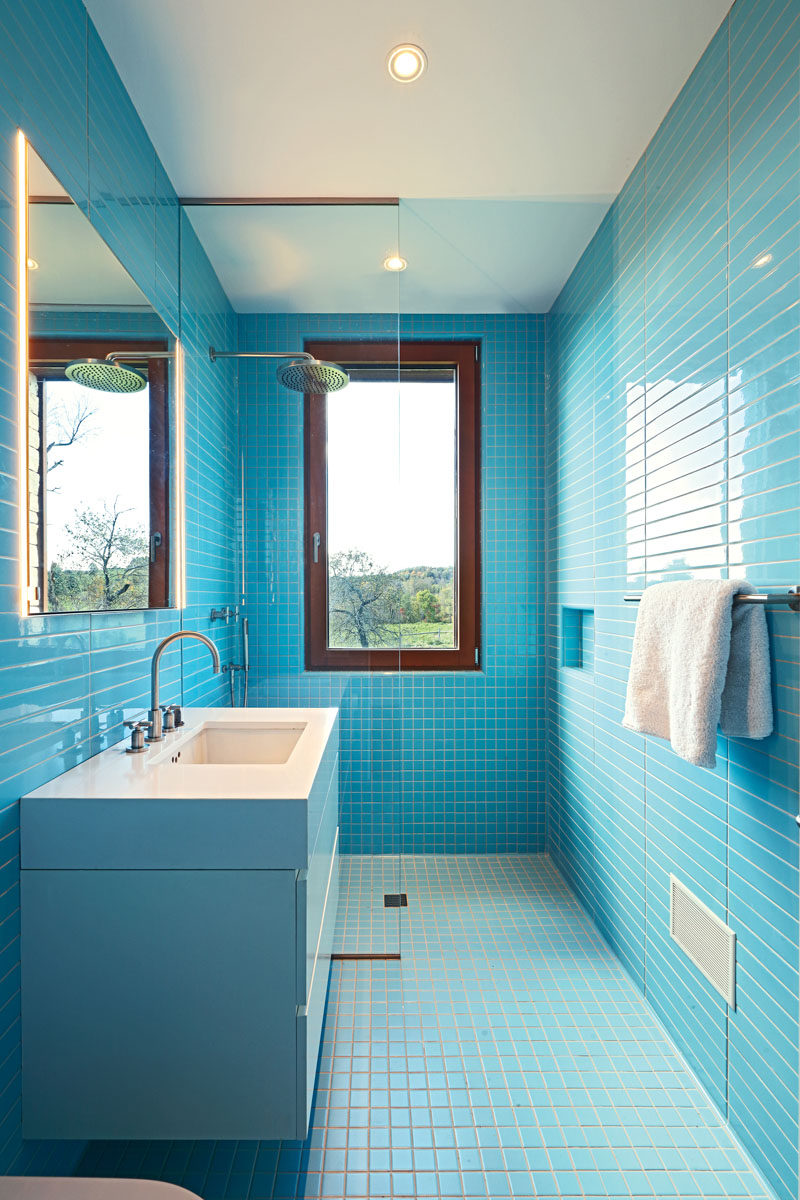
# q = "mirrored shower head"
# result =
<box><xmin>64</xmin><ymin>358</ymin><xmax>147</xmax><ymax>393</ymax></box>
<box><xmin>208</xmin><ymin>346</ymin><xmax>349</xmax><ymax>394</ymax></box>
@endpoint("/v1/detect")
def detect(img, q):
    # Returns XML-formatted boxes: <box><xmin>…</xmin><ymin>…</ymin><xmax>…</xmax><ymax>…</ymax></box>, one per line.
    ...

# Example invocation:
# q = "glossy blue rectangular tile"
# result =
<box><xmin>0</xmin><ymin>0</ymin><xmax>240</xmax><ymax>1170</ymax></box>
<box><xmin>547</xmin><ymin>4</ymin><xmax>800</xmax><ymax>1198</ymax></box>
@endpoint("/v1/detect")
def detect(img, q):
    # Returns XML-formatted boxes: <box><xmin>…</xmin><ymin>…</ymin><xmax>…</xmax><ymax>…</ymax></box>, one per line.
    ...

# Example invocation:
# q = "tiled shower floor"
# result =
<box><xmin>74</xmin><ymin>855</ymin><xmax>772</xmax><ymax>1199</ymax></box>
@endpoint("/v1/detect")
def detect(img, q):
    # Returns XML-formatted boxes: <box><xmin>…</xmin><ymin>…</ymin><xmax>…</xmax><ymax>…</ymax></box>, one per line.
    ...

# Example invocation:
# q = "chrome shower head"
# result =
<box><xmin>208</xmin><ymin>346</ymin><xmax>349</xmax><ymax>393</ymax></box>
<box><xmin>275</xmin><ymin>358</ymin><xmax>349</xmax><ymax>394</ymax></box>
<box><xmin>64</xmin><ymin>358</ymin><xmax>147</xmax><ymax>393</ymax></box>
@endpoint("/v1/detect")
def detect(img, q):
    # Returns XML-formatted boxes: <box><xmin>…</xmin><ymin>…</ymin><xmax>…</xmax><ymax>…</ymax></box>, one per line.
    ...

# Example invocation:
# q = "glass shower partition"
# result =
<box><xmin>183</xmin><ymin>199</ymin><xmax>404</xmax><ymax>957</ymax></box>
<box><xmin>393</xmin><ymin>197</ymin><xmax>560</xmax><ymax>949</ymax></box>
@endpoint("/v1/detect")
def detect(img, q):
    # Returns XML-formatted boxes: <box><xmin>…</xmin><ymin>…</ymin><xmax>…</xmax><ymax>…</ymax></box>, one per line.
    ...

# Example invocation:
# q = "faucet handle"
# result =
<box><xmin>123</xmin><ymin>720</ymin><xmax>150</xmax><ymax>755</ymax></box>
<box><xmin>171</xmin><ymin>704</ymin><xmax>184</xmax><ymax>728</ymax></box>
<box><xmin>160</xmin><ymin>704</ymin><xmax>178</xmax><ymax>732</ymax></box>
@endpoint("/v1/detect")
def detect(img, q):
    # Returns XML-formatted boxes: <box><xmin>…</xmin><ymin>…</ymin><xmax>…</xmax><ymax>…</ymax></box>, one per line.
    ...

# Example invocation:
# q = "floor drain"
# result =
<box><xmin>331</xmin><ymin>952</ymin><xmax>401</xmax><ymax>961</ymax></box>
<box><xmin>384</xmin><ymin>893</ymin><xmax>408</xmax><ymax>908</ymax></box>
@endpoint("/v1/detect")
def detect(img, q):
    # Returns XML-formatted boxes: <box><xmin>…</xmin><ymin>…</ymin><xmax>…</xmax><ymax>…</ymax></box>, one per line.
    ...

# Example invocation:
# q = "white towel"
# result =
<box><xmin>622</xmin><ymin>579</ymin><xmax>773</xmax><ymax>768</ymax></box>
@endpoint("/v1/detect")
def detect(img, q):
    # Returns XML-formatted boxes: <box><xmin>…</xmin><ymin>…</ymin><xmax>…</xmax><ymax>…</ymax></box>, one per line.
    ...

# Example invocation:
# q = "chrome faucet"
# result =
<box><xmin>148</xmin><ymin>630</ymin><xmax>221</xmax><ymax>741</ymax></box>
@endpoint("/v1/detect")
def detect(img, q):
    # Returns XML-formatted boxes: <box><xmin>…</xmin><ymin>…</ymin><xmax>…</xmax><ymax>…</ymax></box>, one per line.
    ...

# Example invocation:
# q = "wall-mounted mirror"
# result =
<box><xmin>24</xmin><ymin>142</ymin><xmax>181</xmax><ymax>615</ymax></box>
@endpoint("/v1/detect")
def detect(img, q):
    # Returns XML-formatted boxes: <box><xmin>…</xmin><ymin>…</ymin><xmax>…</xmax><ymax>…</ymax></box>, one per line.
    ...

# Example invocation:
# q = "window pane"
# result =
<box><xmin>326</xmin><ymin>372</ymin><xmax>457</xmax><ymax>650</ymax></box>
<box><xmin>43</xmin><ymin>379</ymin><xmax>150</xmax><ymax>611</ymax></box>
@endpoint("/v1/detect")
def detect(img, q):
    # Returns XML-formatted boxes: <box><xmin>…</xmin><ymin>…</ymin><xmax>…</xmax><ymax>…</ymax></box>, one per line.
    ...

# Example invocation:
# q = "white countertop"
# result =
<box><xmin>24</xmin><ymin>707</ymin><xmax>338</xmax><ymax>802</ymax></box>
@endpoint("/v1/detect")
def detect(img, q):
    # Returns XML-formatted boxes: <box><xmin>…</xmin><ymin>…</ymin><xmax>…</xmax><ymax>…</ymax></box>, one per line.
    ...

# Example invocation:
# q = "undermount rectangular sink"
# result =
<box><xmin>172</xmin><ymin>722</ymin><xmax>307</xmax><ymax>766</ymax></box>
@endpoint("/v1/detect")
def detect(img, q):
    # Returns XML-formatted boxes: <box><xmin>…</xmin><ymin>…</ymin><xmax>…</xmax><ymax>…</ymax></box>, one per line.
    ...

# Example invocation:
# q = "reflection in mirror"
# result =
<box><xmin>24</xmin><ymin>142</ymin><xmax>179</xmax><ymax>615</ymax></box>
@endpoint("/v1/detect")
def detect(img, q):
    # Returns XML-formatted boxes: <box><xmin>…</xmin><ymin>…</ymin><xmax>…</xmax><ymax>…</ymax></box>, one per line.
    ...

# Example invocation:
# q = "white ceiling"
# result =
<box><xmin>84</xmin><ymin>0</ymin><xmax>733</xmax><ymax>312</ymax></box>
<box><xmin>83</xmin><ymin>0</ymin><xmax>732</xmax><ymax>199</ymax></box>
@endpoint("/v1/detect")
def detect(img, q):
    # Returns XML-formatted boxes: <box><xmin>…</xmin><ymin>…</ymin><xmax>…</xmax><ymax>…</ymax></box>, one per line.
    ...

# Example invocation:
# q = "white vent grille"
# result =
<box><xmin>669</xmin><ymin>875</ymin><xmax>736</xmax><ymax>1008</ymax></box>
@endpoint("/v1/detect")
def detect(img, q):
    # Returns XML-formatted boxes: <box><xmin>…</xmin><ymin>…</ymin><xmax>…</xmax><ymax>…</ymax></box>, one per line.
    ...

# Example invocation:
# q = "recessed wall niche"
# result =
<box><xmin>561</xmin><ymin>606</ymin><xmax>594</xmax><ymax>671</ymax></box>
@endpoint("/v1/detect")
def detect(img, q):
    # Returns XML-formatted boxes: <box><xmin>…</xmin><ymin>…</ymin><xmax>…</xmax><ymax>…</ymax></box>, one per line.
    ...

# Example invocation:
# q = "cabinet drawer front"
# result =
<box><xmin>298</xmin><ymin>757</ymin><xmax>338</xmax><ymax>1006</ymax></box>
<box><xmin>297</xmin><ymin>825</ymin><xmax>339</xmax><ymax>1136</ymax></box>
<box><xmin>22</xmin><ymin>869</ymin><xmax>298</xmax><ymax>1140</ymax></box>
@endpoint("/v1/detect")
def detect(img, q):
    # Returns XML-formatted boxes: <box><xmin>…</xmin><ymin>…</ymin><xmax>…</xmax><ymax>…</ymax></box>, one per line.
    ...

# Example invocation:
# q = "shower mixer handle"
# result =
<box><xmin>210</xmin><ymin>605</ymin><xmax>238</xmax><ymax>623</ymax></box>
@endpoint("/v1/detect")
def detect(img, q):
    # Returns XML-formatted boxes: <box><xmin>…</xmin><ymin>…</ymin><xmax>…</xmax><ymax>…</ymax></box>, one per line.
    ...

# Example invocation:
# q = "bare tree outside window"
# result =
<box><xmin>327</xmin><ymin>550</ymin><xmax>455</xmax><ymax>650</ymax></box>
<box><xmin>33</xmin><ymin>373</ymin><xmax>154</xmax><ymax>613</ymax></box>
<box><xmin>49</xmin><ymin>497</ymin><xmax>149</xmax><ymax>611</ymax></box>
<box><xmin>328</xmin><ymin>551</ymin><xmax>402</xmax><ymax>648</ymax></box>
<box><xmin>46</xmin><ymin>394</ymin><xmax>95</xmax><ymax>482</ymax></box>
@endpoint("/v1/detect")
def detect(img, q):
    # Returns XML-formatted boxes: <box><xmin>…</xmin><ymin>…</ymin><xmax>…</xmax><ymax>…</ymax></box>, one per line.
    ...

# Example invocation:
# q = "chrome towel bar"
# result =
<box><xmin>624</xmin><ymin>586</ymin><xmax>800</xmax><ymax>611</ymax></box>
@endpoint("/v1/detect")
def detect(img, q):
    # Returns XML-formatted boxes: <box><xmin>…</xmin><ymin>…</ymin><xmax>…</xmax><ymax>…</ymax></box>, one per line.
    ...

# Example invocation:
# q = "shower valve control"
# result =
<box><xmin>210</xmin><ymin>605</ymin><xmax>238</xmax><ymax>624</ymax></box>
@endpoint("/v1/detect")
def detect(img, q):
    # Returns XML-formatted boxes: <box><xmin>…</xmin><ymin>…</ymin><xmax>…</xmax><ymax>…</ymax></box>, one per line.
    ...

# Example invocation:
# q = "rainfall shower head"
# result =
<box><xmin>52</xmin><ymin>350</ymin><xmax>174</xmax><ymax>394</ymax></box>
<box><xmin>64</xmin><ymin>358</ymin><xmax>147</xmax><ymax>393</ymax></box>
<box><xmin>275</xmin><ymin>358</ymin><xmax>349</xmax><ymax>394</ymax></box>
<box><xmin>208</xmin><ymin>347</ymin><xmax>349</xmax><ymax>394</ymax></box>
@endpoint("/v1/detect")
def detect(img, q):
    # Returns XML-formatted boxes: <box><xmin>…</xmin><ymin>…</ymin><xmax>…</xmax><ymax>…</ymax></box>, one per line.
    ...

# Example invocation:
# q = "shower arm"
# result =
<box><xmin>105</xmin><ymin>351</ymin><xmax>174</xmax><ymax>364</ymax></box>
<box><xmin>208</xmin><ymin>347</ymin><xmax>349</xmax><ymax>393</ymax></box>
<box><xmin>29</xmin><ymin>350</ymin><xmax>174</xmax><ymax>367</ymax></box>
<box><xmin>208</xmin><ymin>347</ymin><xmax>314</xmax><ymax>362</ymax></box>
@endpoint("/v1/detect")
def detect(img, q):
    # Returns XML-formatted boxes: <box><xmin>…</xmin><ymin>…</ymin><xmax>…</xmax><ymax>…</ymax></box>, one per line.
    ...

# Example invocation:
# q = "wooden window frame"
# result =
<box><xmin>28</xmin><ymin>336</ymin><xmax>171</xmax><ymax>612</ymax></box>
<box><xmin>304</xmin><ymin>339</ymin><xmax>481</xmax><ymax>671</ymax></box>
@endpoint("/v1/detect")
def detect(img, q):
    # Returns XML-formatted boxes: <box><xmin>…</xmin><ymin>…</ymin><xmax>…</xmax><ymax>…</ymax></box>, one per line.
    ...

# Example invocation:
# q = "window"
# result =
<box><xmin>304</xmin><ymin>340</ymin><xmax>480</xmax><ymax>670</ymax></box>
<box><xmin>28</xmin><ymin>336</ymin><xmax>171</xmax><ymax>613</ymax></box>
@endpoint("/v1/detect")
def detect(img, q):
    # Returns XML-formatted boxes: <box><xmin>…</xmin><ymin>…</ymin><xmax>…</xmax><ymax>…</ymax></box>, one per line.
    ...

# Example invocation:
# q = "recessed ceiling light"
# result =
<box><xmin>383</xmin><ymin>255</ymin><xmax>407</xmax><ymax>272</ymax></box>
<box><xmin>26</xmin><ymin>257</ymin><xmax>39</xmax><ymax>270</ymax></box>
<box><xmin>387</xmin><ymin>44</ymin><xmax>427</xmax><ymax>83</ymax></box>
<box><xmin>752</xmin><ymin>251</ymin><xmax>773</xmax><ymax>269</ymax></box>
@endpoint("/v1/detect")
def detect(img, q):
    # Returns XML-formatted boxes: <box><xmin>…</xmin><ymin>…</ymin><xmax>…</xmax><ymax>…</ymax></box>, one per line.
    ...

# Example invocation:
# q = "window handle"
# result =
<box><xmin>312</xmin><ymin>531</ymin><xmax>321</xmax><ymax>564</ymax></box>
<box><xmin>150</xmin><ymin>531</ymin><xmax>162</xmax><ymax>563</ymax></box>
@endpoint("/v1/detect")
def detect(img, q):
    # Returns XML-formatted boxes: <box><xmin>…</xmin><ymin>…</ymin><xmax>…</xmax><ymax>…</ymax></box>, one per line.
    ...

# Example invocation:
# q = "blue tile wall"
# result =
<box><xmin>240</xmin><ymin>313</ymin><xmax>545</xmax><ymax>853</ymax></box>
<box><xmin>30</xmin><ymin>310</ymin><xmax>168</xmax><ymax>338</ymax></box>
<box><xmin>0</xmin><ymin>0</ymin><xmax>239</xmax><ymax>1172</ymax></box>
<box><xmin>546</xmin><ymin>3</ymin><xmax>800</xmax><ymax>1199</ymax></box>
<box><xmin>177</xmin><ymin>210</ymin><xmax>239</xmax><ymax>702</ymax></box>
<box><xmin>0</xmin><ymin>0</ymin><xmax>793</xmax><ymax>1191</ymax></box>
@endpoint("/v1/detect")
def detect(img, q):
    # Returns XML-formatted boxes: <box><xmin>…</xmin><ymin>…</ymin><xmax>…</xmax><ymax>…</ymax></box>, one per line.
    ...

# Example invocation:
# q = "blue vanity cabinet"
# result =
<box><xmin>20</xmin><ymin>736</ymin><xmax>339</xmax><ymax>1141</ymax></box>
